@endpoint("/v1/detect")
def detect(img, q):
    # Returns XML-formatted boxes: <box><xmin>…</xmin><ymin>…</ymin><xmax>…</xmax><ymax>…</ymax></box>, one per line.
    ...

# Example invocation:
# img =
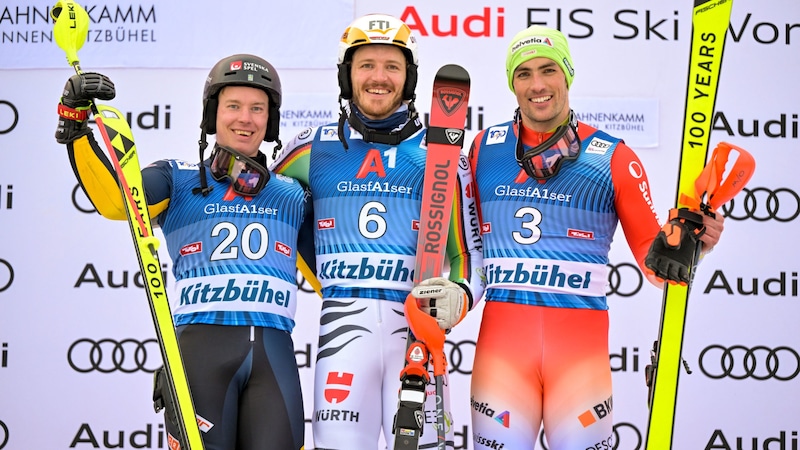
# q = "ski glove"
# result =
<box><xmin>152</xmin><ymin>367</ymin><xmax>179</xmax><ymax>429</ymax></box>
<box><xmin>411</xmin><ymin>277</ymin><xmax>472</xmax><ymax>331</ymax></box>
<box><xmin>56</xmin><ymin>72</ymin><xmax>116</xmax><ymax>144</ymax></box>
<box><xmin>644</xmin><ymin>208</ymin><xmax>707</xmax><ymax>286</ymax></box>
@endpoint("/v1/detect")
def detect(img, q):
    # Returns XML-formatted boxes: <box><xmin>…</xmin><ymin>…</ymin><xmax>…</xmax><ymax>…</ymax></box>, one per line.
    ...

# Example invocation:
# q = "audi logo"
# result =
<box><xmin>699</xmin><ymin>344</ymin><xmax>800</xmax><ymax>381</ymax></box>
<box><xmin>296</xmin><ymin>269</ymin><xmax>316</xmax><ymax>293</ymax></box>
<box><xmin>71</xmin><ymin>184</ymin><xmax>98</xmax><ymax>214</ymax></box>
<box><xmin>424</xmin><ymin>339</ymin><xmax>476</xmax><ymax>380</ymax></box>
<box><xmin>611</xmin><ymin>422</ymin><xmax>643</xmax><ymax>450</ymax></box>
<box><xmin>0</xmin><ymin>259</ymin><xmax>13</xmax><ymax>293</ymax></box>
<box><xmin>67</xmin><ymin>338</ymin><xmax>162</xmax><ymax>373</ymax></box>
<box><xmin>722</xmin><ymin>187</ymin><xmax>799</xmax><ymax>222</ymax></box>
<box><xmin>446</xmin><ymin>339</ymin><xmax>475</xmax><ymax>375</ymax></box>
<box><xmin>539</xmin><ymin>421</ymin><xmax>642</xmax><ymax>450</ymax></box>
<box><xmin>0</xmin><ymin>100</ymin><xmax>18</xmax><ymax>135</ymax></box>
<box><xmin>0</xmin><ymin>419</ymin><xmax>7</xmax><ymax>450</ymax></box>
<box><xmin>606</xmin><ymin>262</ymin><xmax>643</xmax><ymax>297</ymax></box>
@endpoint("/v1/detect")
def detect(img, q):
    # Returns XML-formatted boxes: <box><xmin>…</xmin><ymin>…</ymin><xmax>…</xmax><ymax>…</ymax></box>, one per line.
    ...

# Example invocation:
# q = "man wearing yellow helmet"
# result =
<box><xmin>467</xmin><ymin>25</ymin><xmax>724</xmax><ymax>449</ymax></box>
<box><xmin>271</xmin><ymin>13</ymin><xmax>484</xmax><ymax>450</ymax></box>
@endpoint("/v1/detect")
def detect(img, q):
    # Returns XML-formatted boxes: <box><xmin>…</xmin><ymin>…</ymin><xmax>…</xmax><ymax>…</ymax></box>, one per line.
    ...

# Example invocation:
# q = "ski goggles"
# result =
<box><xmin>209</xmin><ymin>145</ymin><xmax>269</xmax><ymax>196</ymax></box>
<box><xmin>515</xmin><ymin>109</ymin><xmax>581</xmax><ymax>180</ymax></box>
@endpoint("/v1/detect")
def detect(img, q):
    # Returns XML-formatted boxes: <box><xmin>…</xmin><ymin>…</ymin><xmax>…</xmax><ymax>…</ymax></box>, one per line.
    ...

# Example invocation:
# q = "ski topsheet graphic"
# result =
<box><xmin>52</xmin><ymin>2</ymin><xmax>204</xmax><ymax>449</ymax></box>
<box><xmin>392</xmin><ymin>64</ymin><xmax>470</xmax><ymax>450</ymax></box>
<box><xmin>643</xmin><ymin>1</ymin><xmax>756</xmax><ymax>448</ymax></box>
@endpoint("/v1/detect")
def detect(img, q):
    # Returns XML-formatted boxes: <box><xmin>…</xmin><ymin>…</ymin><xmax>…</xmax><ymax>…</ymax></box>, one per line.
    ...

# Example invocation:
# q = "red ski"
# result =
<box><xmin>392</xmin><ymin>64</ymin><xmax>470</xmax><ymax>450</ymax></box>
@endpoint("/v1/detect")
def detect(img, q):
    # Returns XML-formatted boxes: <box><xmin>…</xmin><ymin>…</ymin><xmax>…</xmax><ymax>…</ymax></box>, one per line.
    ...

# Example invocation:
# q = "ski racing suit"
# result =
<box><xmin>468</xmin><ymin>119</ymin><xmax>661</xmax><ymax>450</ymax></box>
<box><xmin>271</xmin><ymin>113</ymin><xmax>485</xmax><ymax>449</ymax></box>
<box><xmin>65</xmin><ymin>132</ymin><xmax>308</xmax><ymax>450</ymax></box>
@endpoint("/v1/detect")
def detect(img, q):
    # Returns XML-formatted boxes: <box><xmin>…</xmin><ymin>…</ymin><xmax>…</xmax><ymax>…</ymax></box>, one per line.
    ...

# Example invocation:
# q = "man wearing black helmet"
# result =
<box><xmin>271</xmin><ymin>13</ymin><xmax>484</xmax><ymax>450</ymax></box>
<box><xmin>55</xmin><ymin>54</ymin><xmax>308</xmax><ymax>450</ymax></box>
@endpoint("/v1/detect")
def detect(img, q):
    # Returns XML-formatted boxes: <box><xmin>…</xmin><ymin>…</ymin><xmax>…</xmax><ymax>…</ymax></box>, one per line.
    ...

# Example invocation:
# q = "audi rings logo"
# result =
<box><xmin>0</xmin><ymin>100</ymin><xmax>18</xmax><ymax>135</ymax></box>
<box><xmin>539</xmin><ymin>422</ymin><xmax>642</xmax><ymax>450</ymax></box>
<box><xmin>446</xmin><ymin>339</ymin><xmax>475</xmax><ymax>375</ymax></box>
<box><xmin>72</xmin><ymin>184</ymin><xmax>98</xmax><ymax>214</ymax></box>
<box><xmin>722</xmin><ymin>187</ymin><xmax>800</xmax><ymax>222</ymax></box>
<box><xmin>610</xmin><ymin>422</ymin><xmax>643</xmax><ymax>450</ymax></box>
<box><xmin>0</xmin><ymin>259</ymin><xmax>13</xmax><ymax>293</ymax></box>
<box><xmin>0</xmin><ymin>419</ymin><xmax>8</xmax><ymax>450</ymax></box>
<box><xmin>606</xmin><ymin>262</ymin><xmax>643</xmax><ymax>297</ymax></box>
<box><xmin>296</xmin><ymin>269</ymin><xmax>316</xmax><ymax>293</ymax></box>
<box><xmin>67</xmin><ymin>338</ymin><xmax>162</xmax><ymax>373</ymax></box>
<box><xmin>699</xmin><ymin>344</ymin><xmax>800</xmax><ymax>381</ymax></box>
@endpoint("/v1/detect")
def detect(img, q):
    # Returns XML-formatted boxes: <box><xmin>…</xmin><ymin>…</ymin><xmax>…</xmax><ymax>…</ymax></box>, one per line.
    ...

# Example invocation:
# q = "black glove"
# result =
<box><xmin>644</xmin><ymin>208</ymin><xmax>706</xmax><ymax>286</ymax></box>
<box><xmin>56</xmin><ymin>72</ymin><xmax>116</xmax><ymax>144</ymax></box>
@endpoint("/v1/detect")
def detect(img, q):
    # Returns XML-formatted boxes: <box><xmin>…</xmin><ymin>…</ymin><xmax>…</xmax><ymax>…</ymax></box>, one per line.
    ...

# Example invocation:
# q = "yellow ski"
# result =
<box><xmin>644</xmin><ymin>0</ymin><xmax>734</xmax><ymax>448</ymax></box>
<box><xmin>52</xmin><ymin>2</ymin><xmax>204</xmax><ymax>449</ymax></box>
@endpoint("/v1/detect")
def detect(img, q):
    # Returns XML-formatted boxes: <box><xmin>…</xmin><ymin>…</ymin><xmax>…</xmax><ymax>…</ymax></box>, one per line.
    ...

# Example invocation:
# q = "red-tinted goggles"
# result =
<box><xmin>209</xmin><ymin>145</ymin><xmax>269</xmax><ymax>196</ymax></box>
<box><xmin>515</xmin><ymin>110</ymin><xmax>581</xmax><ymax>180</ymax></box>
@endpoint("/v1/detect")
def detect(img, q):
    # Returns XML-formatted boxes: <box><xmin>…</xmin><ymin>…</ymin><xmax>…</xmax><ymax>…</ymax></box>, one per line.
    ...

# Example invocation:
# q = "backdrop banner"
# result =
<box><xmin>1</xmin><ymin>0</ymin><xmax>797</xmax><ymax>449</ymax></box>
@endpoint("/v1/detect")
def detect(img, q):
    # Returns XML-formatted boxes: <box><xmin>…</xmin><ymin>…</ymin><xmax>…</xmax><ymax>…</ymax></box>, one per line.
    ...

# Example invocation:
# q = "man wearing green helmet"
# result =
<box><xmin>54</xmin><ymin>54</ymin><xmax>308</xmax><ymax>449</ymax></box>
<box><xmin>271</xmin><ymin>13</ymin><xmax>484</xmax><ymax>450</ymax></box>
<box><xmin>466</xmin><ymin>26</ymin><xmax>725</xmax><ymax>449</ymax></box>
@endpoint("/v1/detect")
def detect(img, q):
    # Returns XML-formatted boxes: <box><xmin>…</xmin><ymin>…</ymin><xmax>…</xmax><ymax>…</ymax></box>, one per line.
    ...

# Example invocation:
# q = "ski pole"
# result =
<box><xmin>52</xmin><ymin>1</ymin><xmax>152</xmax><ymax>247</ymax></box>
<box><xmin>51</xmin><ymin>2</ymin><xmax>205</xmax><ymax>449</ymax></box>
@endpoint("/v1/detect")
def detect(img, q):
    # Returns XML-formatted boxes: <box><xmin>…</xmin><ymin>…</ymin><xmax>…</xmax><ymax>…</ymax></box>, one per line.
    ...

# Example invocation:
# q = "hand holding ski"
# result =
<box><xmin>643</xmin><ymin>1</ymin><xmax>755</xmax><ymax>446</ymax></box>
<box><xmin>646</xmin><ymin>208</ymin><xmax>707</xmax><ymax>286</ymax></box>
<box><xmin>645</xmin><ymin>142</ymin><xmax>753</xmax><ymax>446</ymax></box>
<box><xmin>411</xmin><ymin>277</ymin><xmax>470</xmax><ymax>331</ymax></box>
<box><xmin>392</xmin><ymin>64</ymin><xmax>470</xmax><ymax>450</ymax></box>
<box><xmin>645</xmin><ymin>142</ymin><xmax>755</xmax><ymax>286</ymax></box>
<box><xmin>52</xmin><ymin>2</ymin><xmax>204</xmax><ymax>449</ymax></box>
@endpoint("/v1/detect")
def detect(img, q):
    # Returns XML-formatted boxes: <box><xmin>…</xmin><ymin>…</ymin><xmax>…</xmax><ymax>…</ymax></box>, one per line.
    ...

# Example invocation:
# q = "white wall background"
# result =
<box><xmin>1</xmin><ymin>0</ymin><xmax>798</xmax><ymax>449</ymax></box>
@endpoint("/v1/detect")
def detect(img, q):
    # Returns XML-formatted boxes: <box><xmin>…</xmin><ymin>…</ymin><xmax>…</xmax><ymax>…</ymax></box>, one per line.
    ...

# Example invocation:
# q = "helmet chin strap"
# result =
<box><xmin>192</xmin><ymin>131</ymin><xmax>213</xmax><ymax>196</ymax></box>
<box><xmin>270</xmin><ymin>139</ymin><xmax>283</xmax><ymax>161</ymax></box>
<box><xmin>337</xmin><ymin>99</ymin><xmax>422</xmax><ymax>150</ymax></box>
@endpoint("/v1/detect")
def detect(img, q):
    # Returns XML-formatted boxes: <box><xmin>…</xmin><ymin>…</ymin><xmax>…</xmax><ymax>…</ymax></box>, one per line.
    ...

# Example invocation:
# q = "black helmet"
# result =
<box><xmin>200</xmin><ymin>54</ymin><xmax>282</xmax><ymax>142</ymax></box>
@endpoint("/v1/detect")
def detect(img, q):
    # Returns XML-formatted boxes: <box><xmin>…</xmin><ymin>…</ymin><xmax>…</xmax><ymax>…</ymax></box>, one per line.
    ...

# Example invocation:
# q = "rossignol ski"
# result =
<box><xmin>392</xmin><ymin>64</ymin><xmax>470</xmax><ymax>450</ymax></box>
<box><xmin>643</xmin><ymin>1</ymin><xmax>756</xmax><ymax>448</ymax></box>
<box><xmin>52</xmin><ymin>2</ymin><xmax>204</xmax><ymax>449</ymax></box>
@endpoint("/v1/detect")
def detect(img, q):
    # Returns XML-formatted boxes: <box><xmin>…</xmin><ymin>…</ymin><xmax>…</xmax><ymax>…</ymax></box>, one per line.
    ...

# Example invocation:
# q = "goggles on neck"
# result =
<box><xmin>209</xmin><ymin>145</ymin><xmax>269</xmax><ymax>196</ymax></box>
<box><xmin>515</xmin><ymin>109</ymin><xmax>581</xmax><ymax>180</ymax></box>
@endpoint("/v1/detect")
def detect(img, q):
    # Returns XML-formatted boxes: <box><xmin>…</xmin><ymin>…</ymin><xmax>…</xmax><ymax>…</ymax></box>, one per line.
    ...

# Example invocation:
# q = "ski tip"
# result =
<box><xmin>435</xmin><ymin>64</ymin><xmax>470</xmax><ymax>83</ymax></box>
